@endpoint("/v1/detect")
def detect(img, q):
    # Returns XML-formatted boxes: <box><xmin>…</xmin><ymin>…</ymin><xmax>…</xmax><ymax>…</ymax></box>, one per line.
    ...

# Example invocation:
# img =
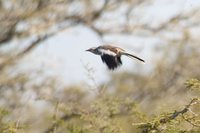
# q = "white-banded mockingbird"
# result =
<box><xmin>86</xmin><ymin>45</ymin><xmax>145</xmax><ymax>70</ymax></box>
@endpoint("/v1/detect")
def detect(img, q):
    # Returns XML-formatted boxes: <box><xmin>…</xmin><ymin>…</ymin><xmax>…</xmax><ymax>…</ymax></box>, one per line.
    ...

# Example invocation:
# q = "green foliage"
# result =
<box><xmin>81</xmin><ymin>95</ymin><xmax>124</xmax><ymax>133</ymax></box>
<box><xmin>46</xmin><ymin>80</ymin><xmax>200</xmax><ymax>133</ymax></box>
<box><xmin>0</xmin><ymin>108</ymin><xmax>9</xmax><ymax>131</ymax></box>
<box><xmin>0</xmin><ymin>108</ymin><xmax>26</xmax><ymax>133</ymax></box>
<box><xmin>185</xmin><ymin>79</ymin><xmax>200</xmax><ymax>92</ymax></box>
<box><xmin>133</xmin><ymin>79</ymin><xmax>200</xmax><ymax>133</ymax></box>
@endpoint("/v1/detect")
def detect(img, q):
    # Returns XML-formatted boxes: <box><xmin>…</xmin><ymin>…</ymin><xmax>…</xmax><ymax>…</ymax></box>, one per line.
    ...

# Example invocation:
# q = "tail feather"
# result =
<box><xmin>122</xmin><ymin>52</ymin><xmax>145</xmax><ymax>63</ymax></box>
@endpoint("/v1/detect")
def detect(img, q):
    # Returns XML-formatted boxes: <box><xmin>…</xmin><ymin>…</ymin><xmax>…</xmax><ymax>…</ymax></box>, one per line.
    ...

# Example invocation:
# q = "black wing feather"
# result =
<box><xmin>101</xmin><ymin>54</ymin><xmax>122</xmax><ymax>70</ymax></box>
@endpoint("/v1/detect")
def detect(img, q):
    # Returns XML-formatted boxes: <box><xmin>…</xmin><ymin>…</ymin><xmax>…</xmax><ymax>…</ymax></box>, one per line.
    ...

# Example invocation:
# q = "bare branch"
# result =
<box><xmin>0</xmin><ymin>32</ymin><xmax>56</xmax><ymax>71</ymax></box>
<box><xmin>0</xmin><ymin>14</ymin><xmax>19</xmax><ymax>44</ymax></box>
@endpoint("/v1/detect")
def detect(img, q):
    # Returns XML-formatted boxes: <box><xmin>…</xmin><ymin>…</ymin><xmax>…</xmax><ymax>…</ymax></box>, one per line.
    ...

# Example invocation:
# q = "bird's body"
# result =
<box><xmin>86</xmin><ymin>45</ymin><xmax>145</xmax><ymax>70</ymax></box>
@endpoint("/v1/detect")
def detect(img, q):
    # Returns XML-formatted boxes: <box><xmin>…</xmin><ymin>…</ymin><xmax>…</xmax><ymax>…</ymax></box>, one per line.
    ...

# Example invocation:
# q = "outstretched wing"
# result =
<box><xmin>97</xmin><ymin>45</ymin><xmax>123</xmax><ymax>70</ymax></box>
<box><xmin>101</xmin><ymin>54</ymin><xmax>122</xmax><ymax>70</ymax></box>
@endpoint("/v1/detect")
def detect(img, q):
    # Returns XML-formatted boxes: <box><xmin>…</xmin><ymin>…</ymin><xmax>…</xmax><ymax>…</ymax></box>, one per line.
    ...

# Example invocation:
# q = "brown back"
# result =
<box><xmin>99</xmin><ymin>45</ymin><xmax>125</xmax><ymax>54</ymax></box>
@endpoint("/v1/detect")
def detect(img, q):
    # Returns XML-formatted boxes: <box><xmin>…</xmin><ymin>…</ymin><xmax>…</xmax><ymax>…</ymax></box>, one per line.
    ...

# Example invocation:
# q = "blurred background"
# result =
<box><xmin>0</xmin><ymin>0</ymin><xmax>200</xmax><ymax>132</ymax></box>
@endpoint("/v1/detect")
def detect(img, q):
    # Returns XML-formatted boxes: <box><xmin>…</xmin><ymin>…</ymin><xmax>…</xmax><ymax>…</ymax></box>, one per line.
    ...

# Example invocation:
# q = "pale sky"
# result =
<box><xmin>19</xmin><ymin>0</ymin><xmax>200</xmax><ymax>87</ymax></box>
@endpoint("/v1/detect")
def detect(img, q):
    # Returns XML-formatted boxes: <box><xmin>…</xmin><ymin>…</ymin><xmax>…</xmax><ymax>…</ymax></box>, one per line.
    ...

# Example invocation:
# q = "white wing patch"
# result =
<box><xmin>98</xmin><ymin>49</ymin><xmax>116</xmax><ymax>56</ymax></box>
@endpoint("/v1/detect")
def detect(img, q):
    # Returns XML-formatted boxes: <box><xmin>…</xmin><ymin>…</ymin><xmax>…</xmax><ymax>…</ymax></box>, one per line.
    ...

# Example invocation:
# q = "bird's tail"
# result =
<box><xmin>121</xmin><ymin>52</ymin><xmax>145</xmax><ymax>63</ymax></box>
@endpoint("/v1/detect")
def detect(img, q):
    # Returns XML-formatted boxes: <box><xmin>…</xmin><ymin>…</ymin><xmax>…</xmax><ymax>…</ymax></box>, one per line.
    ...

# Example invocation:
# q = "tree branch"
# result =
<box><xmin>159</xmin><ymin>98</ymin><xmax>199</xmax><ymax>124</ymax></box>
<box><xmin>132</xmin><ymin>98</ymin><xmax>200</xmax><ymax>131</ymax></box>
<box><xmin>0</xmin><ymin>32</ymin><xmax>55</xmax><ymax>71</ymax></box>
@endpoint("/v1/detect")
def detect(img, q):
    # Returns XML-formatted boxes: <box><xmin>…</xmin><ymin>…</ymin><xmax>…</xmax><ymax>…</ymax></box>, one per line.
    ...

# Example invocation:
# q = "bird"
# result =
<box><xmin>86</xmin><ymin>45</ymin><xmax>145</xmax><ymax>70</ymax></box>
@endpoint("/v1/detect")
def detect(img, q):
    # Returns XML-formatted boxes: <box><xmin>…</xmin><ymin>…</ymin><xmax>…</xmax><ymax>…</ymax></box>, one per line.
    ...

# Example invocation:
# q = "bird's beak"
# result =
<box><xmin>85</xmin><ymin>49</ymin><xmax>91</xmax><ymax>52</ymax></box>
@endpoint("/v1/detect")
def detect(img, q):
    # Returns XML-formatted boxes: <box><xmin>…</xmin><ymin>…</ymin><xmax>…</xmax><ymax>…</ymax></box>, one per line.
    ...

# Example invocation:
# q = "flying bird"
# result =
<box><xmin>86</xmin><ymin>45</ymin><xmax>145</xmax><ymax>70</ymax></box>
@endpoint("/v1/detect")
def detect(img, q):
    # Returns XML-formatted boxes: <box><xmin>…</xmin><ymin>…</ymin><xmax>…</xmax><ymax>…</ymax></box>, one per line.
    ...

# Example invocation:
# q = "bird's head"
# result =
<box><xmin>85</xmin><ymin>47</ymin><xmax>99</xmax><ymax>55</ymax></box>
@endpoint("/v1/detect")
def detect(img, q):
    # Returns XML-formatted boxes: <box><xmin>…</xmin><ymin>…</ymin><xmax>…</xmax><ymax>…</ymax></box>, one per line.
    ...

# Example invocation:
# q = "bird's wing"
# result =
<box><xmin>101</xmin><ymin>54</ymin><xmax>122</xmax><ymax>70</ymax></box>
